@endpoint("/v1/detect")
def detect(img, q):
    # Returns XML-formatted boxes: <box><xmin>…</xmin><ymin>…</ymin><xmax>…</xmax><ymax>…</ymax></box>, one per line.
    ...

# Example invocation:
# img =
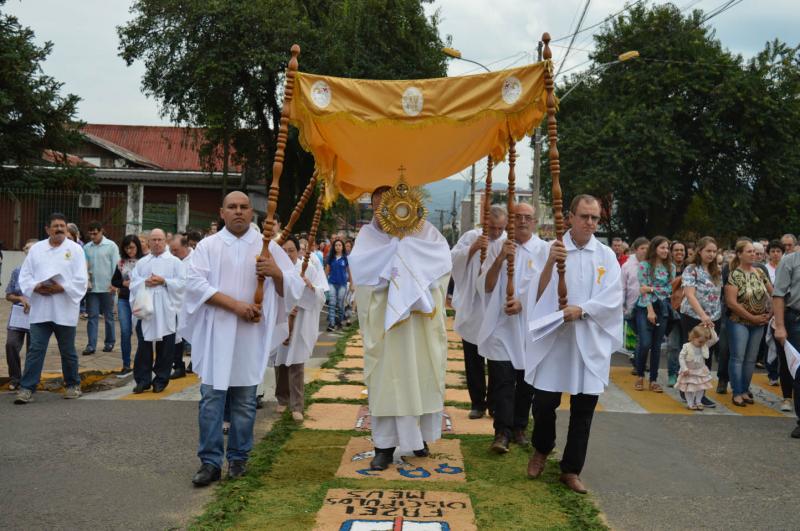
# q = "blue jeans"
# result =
<box><xmin>727</xmin><ymin>320</ymin><xmax>765</xmax><ymax>396</ymax></box>
<box><xmin>117</xmin><ymin>299</ymin><xmax>133</xmax><ymax>368</ymax></box>
<box><xmin>666</xmin><ymin>320</ymin><xmax>682</xmax><ymax>378</ymax></box>
<box><xmin>198</xmin><ymin>384</ymin><xmax>258</xmax><ymax>469</ymax></box>
<box><xmin>20</xmin><ymin>322</ymin><xmax>80</xmax><ymax>391</ymax></box>
<box><xmin>326</xmin><ymin>284</ymin><xmax>347</xmax><ymax>327</ymax></box>
<box><xmin>86</xmin><ymin>292</ymin><xmax>115</xmax><ymax>350</ymax></box>
<box><xmin>634</xmin><ymin>300</ymin><xmax>669</xmax><ymax>382</ymax></box>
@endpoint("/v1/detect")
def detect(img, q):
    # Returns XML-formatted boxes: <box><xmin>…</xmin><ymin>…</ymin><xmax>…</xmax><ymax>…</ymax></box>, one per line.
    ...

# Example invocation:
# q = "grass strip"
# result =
<box><xmin>229</xmin><ymin>430</ymin><xmax>607</xmax><ymax>530</ymax></box>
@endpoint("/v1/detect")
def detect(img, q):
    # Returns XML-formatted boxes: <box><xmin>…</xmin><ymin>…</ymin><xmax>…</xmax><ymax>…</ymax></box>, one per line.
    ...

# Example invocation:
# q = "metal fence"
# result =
<box><xmin>0</xmin><ymin>189</ymin><xmax>127</xmax><ymax>250</ymax></box>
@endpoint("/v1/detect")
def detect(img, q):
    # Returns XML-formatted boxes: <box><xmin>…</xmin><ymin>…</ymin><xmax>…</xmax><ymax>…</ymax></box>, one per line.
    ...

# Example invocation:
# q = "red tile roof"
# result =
<box><xmin>81</xmin><ymin>124</ymin><xmax>241</xmax><ymax>172</ymax></box>
<box><xmin>42</xmin><ymin>149</ymin><xmax>97</xmax><ymax>167</ymax></box>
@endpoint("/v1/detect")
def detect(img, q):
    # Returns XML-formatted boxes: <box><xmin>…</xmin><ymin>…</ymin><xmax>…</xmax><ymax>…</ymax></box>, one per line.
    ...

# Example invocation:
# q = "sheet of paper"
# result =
<box><xmin>786</xmin><ymin>340</ymin><xmax>800</xmax><ymax>380</ymax></box>
<box><xmin>528</xmin><ymin>310</ymin><xmax>564</xmax><ymax>342</ymax></box>
<box><xmin>9</xmin><ymin>304</ymin><xmax>30</xmax><ymax>330</ymax></box>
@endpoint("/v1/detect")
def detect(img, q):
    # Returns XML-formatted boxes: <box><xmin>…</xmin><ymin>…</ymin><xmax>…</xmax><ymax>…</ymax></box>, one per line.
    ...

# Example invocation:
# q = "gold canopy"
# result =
<box><xmin>288</xmin><ymin>61</ymin><xmax>550</xmax><ymax>203</ymax></box>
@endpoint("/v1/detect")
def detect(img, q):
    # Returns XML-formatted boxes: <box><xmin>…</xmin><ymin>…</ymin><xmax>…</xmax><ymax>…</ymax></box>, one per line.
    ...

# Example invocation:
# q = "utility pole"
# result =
<box><xmin>532</xmin><ymin>40</ymin><xmax>543</xmax><ymax>223</ymax></box>
<box><xmin>450</xmin><ymin>190</ymin><xmax>458</xmax><ymax>243</ymax></box>
<box><xmin>436</xmin><ymin>209</ymin><xmax>447</xmax><ymax>239</ymax></box>
<box><xmin>469</xmin><ymin>163</ymin><xmax>476</xmax><ymax>229</ymax></box>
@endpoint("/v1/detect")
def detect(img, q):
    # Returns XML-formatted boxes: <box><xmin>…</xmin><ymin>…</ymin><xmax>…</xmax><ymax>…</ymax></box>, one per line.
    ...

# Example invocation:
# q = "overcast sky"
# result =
<box><xmin>5</xmin><ymin>0</ymin><xmax>798</xmax><ymax>188</ymax></box>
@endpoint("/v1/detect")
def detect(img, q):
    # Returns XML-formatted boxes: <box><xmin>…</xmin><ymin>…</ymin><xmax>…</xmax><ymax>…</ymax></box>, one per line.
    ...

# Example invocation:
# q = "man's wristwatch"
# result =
<box><xmin>580</xmin><ymin>311</ymin><xmax>589</xmax><ymax>320</ymax></box>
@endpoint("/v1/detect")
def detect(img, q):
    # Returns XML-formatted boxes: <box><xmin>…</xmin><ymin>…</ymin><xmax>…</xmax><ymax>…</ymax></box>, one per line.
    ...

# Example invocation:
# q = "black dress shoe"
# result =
<box><xmin>370</xmin><ymin>447</ymin><xmax>395</xmax><ymax>470</ymax></box>
<box><xmin>512</xmin><ymin>429</ymin><xmax>529</xmax><ymax>447</ymax></box>
<box><xmin>152</xmin><ymin>383</ymin><xmax>167</xmax><ymax>393</ymax></box>
<box><xmin>490</xmin><ymin>433</ymin><xmax>510</xmax><ymax>454</ymax></box>
<box><xmin>227</xmin><ymin>460</ymin><xmax>247</xmax><ymax>479</ymax></box>
<box><xmin>468</xmin><ymin>409</ymin><xmax>485</xmax><ymax>419</ymax></box>
<box><xmin>192</xmin><ymin>463</ymin><xmax>221</xmax><ymax>486</ymax></box>
<box><xmin>102</xmin><ymin>345</ymin><xmax>114</xmax><ymax>353</ymax></box>
<box><xmin>791</xmin><ymin>425</ymin><xmax>800</xmax><ymax>439</ymax></box>
<box><xmin>170</xmin><ymin>367</ymin><xmax>186</xmax><ymax>379</ymax></box>
<box><xmin>82</xmin><ymin>348</ymin><xmax>95</xmax><ymax>356</ymax></box>
<box><xmin>132</xmin><ymin>383</ymin><xmax>151</xmax><ymax>394</ymax></box>
<box><xmin>413</xmin><ymin>442</ymin><xmax>430</xmax><ymax>457</ymax></box>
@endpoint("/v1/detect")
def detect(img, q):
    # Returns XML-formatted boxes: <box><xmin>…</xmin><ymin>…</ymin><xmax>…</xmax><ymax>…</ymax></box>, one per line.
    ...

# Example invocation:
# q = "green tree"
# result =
<box><xmin>0</xmin><ymin>1</ymin><xmax>92</xmax><ymax>189</ymax></box>
<box><xmin>544</xmin><ymin>2</ymin><xmax>791</xmax><ymax>240</ymax></box>
<box><xmin>118</xmin><ymin>0</ymin><xmax>448</xmax><ymax>230</ymax></box>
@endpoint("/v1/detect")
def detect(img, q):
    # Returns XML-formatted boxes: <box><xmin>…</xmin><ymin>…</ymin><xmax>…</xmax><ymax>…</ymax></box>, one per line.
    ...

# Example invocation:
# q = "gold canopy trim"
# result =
<box><xmin>288</xmin><ymin>61</ymin><xmax>550</xmax><ymax>203</ymax></box>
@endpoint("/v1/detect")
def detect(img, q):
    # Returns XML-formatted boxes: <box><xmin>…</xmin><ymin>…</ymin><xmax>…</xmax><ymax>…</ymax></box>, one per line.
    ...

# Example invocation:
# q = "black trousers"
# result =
<box><xmin>488</xmin><ymin>360</ymin><xmax>533</xmax><ymax>437</ymax></box>
<box><xmin>133</xmin><ymin>321</ymin><xmax>175</xmax><ymax>387</ymax></box>
<box><xmin>462</xmin><ymin>340</ymin><xmax>494</xmax><ymax>412</ymax></box>
<box><xmin>173</xmin><ymin>339</ymin><xmax>186</xmax><ymax>370</ymax></box>
<box><xmin>532</xmin><ymin>388</ymin><xmax>599</xmax><ymax>475</ymax></box>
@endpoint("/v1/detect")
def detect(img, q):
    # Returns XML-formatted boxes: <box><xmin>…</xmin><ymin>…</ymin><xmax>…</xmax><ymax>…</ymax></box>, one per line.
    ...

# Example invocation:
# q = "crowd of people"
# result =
<box><xmin>5</xmin><ymin>190</ymin><xmax>800</xmax><ymax>493</ymax></box>
<box><xmin>614</xmin><ymin>232</ymin><xmax>799</xmax><ymax>424</ymax></box>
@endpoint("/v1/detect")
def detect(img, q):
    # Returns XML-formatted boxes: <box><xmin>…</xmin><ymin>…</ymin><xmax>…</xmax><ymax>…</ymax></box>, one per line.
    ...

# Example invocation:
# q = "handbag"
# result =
<box><xmin>132</xmin><ymin>287</ymin><xmax>154</xmax><ymax>320</ymax></box>
<box><xmin>670</xmin><ymin>274</ymin><xmax>684</xmax><ymax>311</ymax></box>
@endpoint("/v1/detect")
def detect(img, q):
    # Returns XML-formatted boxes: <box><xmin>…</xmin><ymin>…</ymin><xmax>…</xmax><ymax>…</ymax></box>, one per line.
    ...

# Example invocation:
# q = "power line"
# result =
<box><xmin>456</xmin><ymin>51</ymin><xmax>528</xmax><ymax>75</ymax></box>
<box><xmin>551</xmin><ymin>0</ymin><xmax>646</xmax><ymax>43</ymax></box>
<box><xmin>700</xmin><ymin>0</ymin><xmax>745</xmax><ymax>24</ymax></box>
<box><xmin>556</xmin><ymin>0</ymin><xmax>593</xmax><ymax>78</ymax></box>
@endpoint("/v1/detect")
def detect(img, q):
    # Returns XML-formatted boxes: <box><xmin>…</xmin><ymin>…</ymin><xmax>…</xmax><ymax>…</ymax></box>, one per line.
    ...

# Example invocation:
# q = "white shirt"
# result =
<box><xmin>450</xmin><ymin>228</ymin><xmax>506</xmax><ymax>345</ymax></box>
<box><xmin>525</xmin><ymin>231</ymin><xmax>623</xmax><ymax>395</ymax></box>
<box><xmin>130</xmin><ymin>250</ymin><xmax>186</xmax><ymax>341</ymax></box>
<box><xmin>477</xmin><ymin>234</ymin><xmax>549</xmax><ymax>369</ymax></box>
<box><xmin>179</xmin><ymin>227</ymin><xmax>303</xmax><ymax>390</ymax></box>
<box><xmin>18</xmin><ymin>238</ymin><xmax>88</xmax><ymax>327</ymax></box>
<box><xmin>269</xmin><ymin>255</ymin><xmax>328</xmax><ymax>367</ymax></box>
<box><xmin>349</xmin><ymin>221</ymin><xmax>452</xmax><ymax>330</ymax></box>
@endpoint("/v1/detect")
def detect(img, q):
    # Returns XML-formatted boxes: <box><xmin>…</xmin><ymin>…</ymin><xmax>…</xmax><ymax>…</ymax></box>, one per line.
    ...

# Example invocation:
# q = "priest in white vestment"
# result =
<box><xmin>524</xmin><ymin>195</ymin><xmax>623</xmax><ymax>495</ymax></box>
<box><xmin>179</xmin><ymin>192</ymin><xmax>303</xmax><ymax>486</ymax></box>
<box><xmin>15</xmin><ymin>213</ymin><xmax>88</xmax><ymax>403</ymax></box>
<box><xmin>349</xmin><ymin>186</ymin><xmax>452</xmax><ymax>471</ymax></box>
<box><xmin>450</xmin><ymin>204</ymin><xmax>507</xmax><ymax>419</ymax></box>
<box><xmin>129</xmin><ymin>229</ymin><xmax>185</xmax><ymax>394</ymax></box>
<box><xmin>477</xmin><ymin>202</ymin><xmax>549</xmax><ymax>453</ymax></box>
<box><xmin>167</xmin><ymin>234</ymin><xmax>193</xmax><ymax>379</ymax></box>
<box><xmin>267</xmin><ymin>235</ymin><xmax>328</xmax><ymax>421</ymax></box>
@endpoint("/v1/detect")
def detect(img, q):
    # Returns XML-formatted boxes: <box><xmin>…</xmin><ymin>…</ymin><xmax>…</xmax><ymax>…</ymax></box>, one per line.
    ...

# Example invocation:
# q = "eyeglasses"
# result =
<box><xmin>577</xmin><ymin>214</ymin><xmax>601</xmax><ymax>223</ymax></box>
<box><xmin>514</xmin><ymin>214</ymin><xmax>534</xmax><ymax>222</ymax></box>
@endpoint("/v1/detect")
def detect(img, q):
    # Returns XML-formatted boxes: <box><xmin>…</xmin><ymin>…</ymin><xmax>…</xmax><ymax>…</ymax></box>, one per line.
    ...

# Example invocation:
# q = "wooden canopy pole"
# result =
<box><xmin>254</xmin><ymin>44</ymin><xmax>300</xmax><ymax>315</ymax></box>
<box><xmin>301</xmin><ymin>182</ymin><xmax>324</xmax><ymax>277</ymax></box>
<box><xmin>505</xmin><ymin>136</ymin><xmax>516</xmax><ymax>303</ymax></box>
<box><xmin>479</xmin><ymin>156</ymin><xmax>494</xmax><ymax>265</ymax></box>
<box><xmin>277</xmin><ymin>170</ymin><xmax>318</xmax><ymax>245</ymax></box>
<box><xmin>542</xmin><ymin>33</ymin><xmax>567</xmax><ymax>308</ymax></box>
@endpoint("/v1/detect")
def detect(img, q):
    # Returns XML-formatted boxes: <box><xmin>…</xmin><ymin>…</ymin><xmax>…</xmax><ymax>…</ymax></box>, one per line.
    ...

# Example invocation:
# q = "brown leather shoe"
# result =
<box><xmin>527</xmin><ymin>451</ymin><xmax>548</xmax><ymax>479</ymax></box>
<box><xmin>559</xmin><ymin>473</ymin><xmax>588</xmax><ymax>494</ymax></box>
<box><xmin>512</xmin><ymin>429</ymin><xmax>529</xmax><ymax>447</ymax></box>
<box><xmin>489</xmin><ymin>433</ymin><xmax>510</xmax><ymax>454</ymax></box>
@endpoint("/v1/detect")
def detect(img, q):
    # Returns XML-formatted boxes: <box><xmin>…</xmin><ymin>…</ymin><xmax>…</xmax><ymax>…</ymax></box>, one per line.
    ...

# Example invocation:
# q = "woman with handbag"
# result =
<box><xmin>634</xmin><ymin>236</ymin><xmax>675</xmax><ymax>392</ymax></box>
<box><xmin>665</xmin><ymin>241</ymin><xmax>687</xmax><ymax>387</ymax></box>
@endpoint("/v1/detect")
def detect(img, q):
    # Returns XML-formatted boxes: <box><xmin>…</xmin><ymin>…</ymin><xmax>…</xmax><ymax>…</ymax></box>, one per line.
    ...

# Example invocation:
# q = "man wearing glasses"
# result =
<box><xmin>524</xmin><ymin>194</ymin><xmax>623</xmax><ymax>494</ymax></box>
<box><xmin>478</xmin><ymin>202</ymin><xmax>549</xmax><ymax>454</ymax></box>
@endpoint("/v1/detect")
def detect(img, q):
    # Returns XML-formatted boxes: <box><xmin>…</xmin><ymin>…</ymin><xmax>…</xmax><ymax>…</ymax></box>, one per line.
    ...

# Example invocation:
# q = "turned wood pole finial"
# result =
<box><xmin>301</xmin><ymin>182</ymin><xmax>325</xmax><ymax>278</ymax></box>
<box><xmin>479</xmin><ymin>156</ymin><xmax>494</xmax><ymax>265</ymax></box>
<box><xmin>254</xmin><ymin>44</ymin><xmax>301</xmax><ymax>315</ymax></box>
<box><xmin>506</xmin><ymin>136</ymin><xmax>516</xmax><ymax>303</ymax></box>
<box><xmin>542</xmin><ymin>33</ymin><xmax>568</xmax><ymax>309</ymax></box>
<box><xmin>277</xmin><ymin>170</ymin><xmax>318</xmax><ymax>246</ymax></box>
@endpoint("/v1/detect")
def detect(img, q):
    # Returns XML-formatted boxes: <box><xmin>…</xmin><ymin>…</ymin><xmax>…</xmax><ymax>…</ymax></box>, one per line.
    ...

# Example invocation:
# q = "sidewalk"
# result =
<box><xmin>0</xmin><ymin>302</ymin><xmax>131</xmax><ymax>387</ymax></box>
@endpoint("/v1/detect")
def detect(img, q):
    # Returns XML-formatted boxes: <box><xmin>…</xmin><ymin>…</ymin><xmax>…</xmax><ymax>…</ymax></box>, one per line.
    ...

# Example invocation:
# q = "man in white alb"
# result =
<box><xmin>180</xmin><ymin>192</ymin><xmax>303</xmax><ymax>486</ymax></box>
<box><xmin>349</xmin><ymin>185</ymin><xmax>452</xmax><ymax>470</ymax></box>
<box><xmin>14</xmin><ymin>213</ymin><xmax>88</xmax><ymax>404</ymax></box>
<box><xmin>525</xmin><ymin>195</ymin><xmax>623</xmax><ymax>494</ymax></box>
<box><xmin>130</xmin><ymin>229</ymin><xmax>185</xmax><ymax>394</ymax></box>
<box><xmin>450</xmin><ymin>204</ymin><xmax>507</xmax><ymax>419</ymax></box>
<box><xmin>477</xmin><ymin>202</ymin><xmax>549</xmax><ymax>453</ymax></box>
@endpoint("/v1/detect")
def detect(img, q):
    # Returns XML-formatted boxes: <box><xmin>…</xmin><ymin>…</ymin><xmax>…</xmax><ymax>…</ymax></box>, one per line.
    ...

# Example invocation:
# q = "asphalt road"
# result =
<box><xmin>0</xmin><ymin>392</ymin><xmax>275</xmax><ymax>531</ymax></box>
<box><xmin>581</xmin><ymin>412</ymin><xmax>800</xmax><ymax>531</ymax></box>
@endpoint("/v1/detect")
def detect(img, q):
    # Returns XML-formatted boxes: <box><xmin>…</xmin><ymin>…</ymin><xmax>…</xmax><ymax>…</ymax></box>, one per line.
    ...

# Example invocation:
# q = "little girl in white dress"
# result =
<box><xmin>676</xmin><ymin>325</ymin><xmax>718</xmax><ymax>410</ymax></box>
